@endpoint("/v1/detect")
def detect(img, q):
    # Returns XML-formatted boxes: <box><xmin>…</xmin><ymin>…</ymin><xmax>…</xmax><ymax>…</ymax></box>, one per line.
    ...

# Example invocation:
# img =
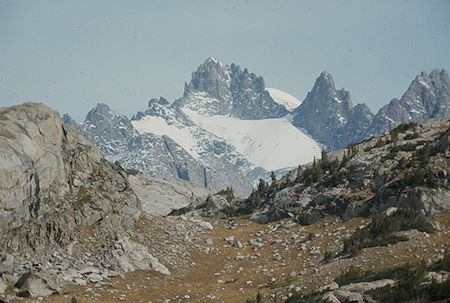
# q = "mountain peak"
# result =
<box><xmin>204</xmin><ymin>56</ymin><xmax>223</xmax><ymax>66</ymax></box>
<box><xmin>148</xmin><ymin>97</ymin><xmax>170</xmax><ymax>107</ymax></box>
<box><xmin>183</xmin><ymin>57</ymin><xmax>231</xmax><ymax>101</ymax></box>
<box><xmin>314</xmin><ymin>71</ymin><xmax>336</xmax><ymax>90</ymax></box>
<box><xmin>85</xmin><ymin>103</ymin><xmax>117</xmax><ymax>122</ymax></box>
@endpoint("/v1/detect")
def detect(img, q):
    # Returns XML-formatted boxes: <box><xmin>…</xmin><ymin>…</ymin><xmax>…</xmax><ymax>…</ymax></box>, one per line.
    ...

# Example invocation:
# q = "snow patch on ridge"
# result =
<box><xmin>183</xmin><ymin>109</ymin><xmax>321</xmax><ymax>171</ymax></box>
<box><xmin>132</xmin><ymin>116</ymin><xmax>199</xmax><ymax>158</ymax></box>
<box><xmin>266</xmin><ymin>88</ymin><xmax>301</xmax><ymax>111</ymax></box>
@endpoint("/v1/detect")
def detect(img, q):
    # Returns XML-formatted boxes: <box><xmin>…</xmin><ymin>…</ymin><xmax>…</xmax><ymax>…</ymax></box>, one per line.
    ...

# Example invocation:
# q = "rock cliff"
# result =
<box><xmin>0</xmin><ymin>103</ymin><xmax>170</xmax><ymax>297</ymax></box>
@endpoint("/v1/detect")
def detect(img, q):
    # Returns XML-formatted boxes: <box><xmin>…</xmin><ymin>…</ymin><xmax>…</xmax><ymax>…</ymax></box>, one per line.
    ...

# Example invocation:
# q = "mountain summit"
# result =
<box><xmin>292</xmin><ymin>71</ymin><xmax>374</xmax><ymax>150</ymax></box>
<box><xmin>292</xmin><ymin>69</ymin><xmax>449</xmax><ymax>151</ymax></box>
<box><xmin>370</xmin><ymin>69</ymin><xmax>450</xmax><ymax>134</ymax></box>
<box><xmin>176</xmin><ymin>57</ymin><xmax>289</xmax><ymax>119</ymax></box>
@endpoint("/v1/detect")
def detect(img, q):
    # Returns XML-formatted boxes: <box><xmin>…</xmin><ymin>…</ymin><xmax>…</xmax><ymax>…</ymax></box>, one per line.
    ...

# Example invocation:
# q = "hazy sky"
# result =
<box><xmin>1</xmin><ymin>0</ymin><xmax>449</xmax><ymax>121</ymax></box>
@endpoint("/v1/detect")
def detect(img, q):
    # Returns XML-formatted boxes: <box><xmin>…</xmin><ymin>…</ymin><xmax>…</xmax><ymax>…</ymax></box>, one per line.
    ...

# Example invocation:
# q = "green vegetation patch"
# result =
<box><xmin>168</xmin><ymin>206</ymin><xmax>191</xmax><ymax>216</ymax></box>
<box><xmin>284</xmin><ymin>291</ymin><xmax>326</xmax><ymax>303</ymax></box>
<box><xmin>342</xmin><ymin>208</ymin><xmax>434</xmax><ymax>256</ymax></box>
<box><xmin>366</xmin><ymin>256</ymin><xmax>450</xmax><ymax>303</ymax></box>
<box><xmin>125</xmin><ymin>168</ymin><xmax>140</xmax><ymax>176</ymax></box>
<box><xmin>73</xmin><ymin>187</ymin><xmax>93</xmax><ymax>208</ymax></box>
<box><xmin>216</xmin><ymin>186</ymin><xmax>235</xmax><ymax>203</ymax></box>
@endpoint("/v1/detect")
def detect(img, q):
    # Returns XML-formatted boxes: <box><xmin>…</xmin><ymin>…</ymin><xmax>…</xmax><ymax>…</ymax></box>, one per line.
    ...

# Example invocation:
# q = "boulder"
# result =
<box><xmin>111</xmin><ymin>237</ymin><xmax>170</xmax><ymax>275</ymax></box>
<box><xmin>19</xmin><ymin>277</ymin><xmax>53</xmax><ymax>297</ymax></box>
<box><xmin>0</xmin><ymin>278</ymin><xmax>7</xmax><ymax>294</ymax></box>
<box><xmin>340</xmin><ymin>279</ymin><xmax>395</xmax><ymax>293</ymax></box>
<box><xmin>333</xmin><ymin>289</ymin><xmax>364</xmax><ymax>303</ymax></box>
<box><xmin>205</xmin><ymin>195</ymin><xmax>230</xmax><ymax>213</ymax></box>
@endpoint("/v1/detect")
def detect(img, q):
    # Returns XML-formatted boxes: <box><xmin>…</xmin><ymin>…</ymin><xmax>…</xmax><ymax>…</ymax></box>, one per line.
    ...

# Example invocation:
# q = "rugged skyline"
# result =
<box><xmin>1</xmin><ymin>0</ymin><xmax>449</xmax><ymax>121</ymax></box>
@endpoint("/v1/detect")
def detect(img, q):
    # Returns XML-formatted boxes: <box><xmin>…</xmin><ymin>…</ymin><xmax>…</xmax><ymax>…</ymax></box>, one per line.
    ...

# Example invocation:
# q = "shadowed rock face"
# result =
<box><xmin>292</xmin><ymin>69</ymin><xmax>449</xmax><ymax>151</ymax></box>
<box><xmin>292</xmin><ymin>72</ymin><xmax>374</xmax><ymax>151</ymax></box>
<box><xmin>369</xmin><ymin>69</ymin><xmax>450</xmax><ymax>135</ymax></box>
<box><xmin>0</xmin><ymin>102</ymin><xmax>141</xmax><ymax>251</ymax></box>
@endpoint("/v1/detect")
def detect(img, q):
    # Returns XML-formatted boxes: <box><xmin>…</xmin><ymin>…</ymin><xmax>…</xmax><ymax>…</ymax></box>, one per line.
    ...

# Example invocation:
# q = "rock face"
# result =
<box><xmin>293</xmin><ymin>69</ymin><xmax>449</xmax><ymax>151</ymax></box>
<box><xmin>370</xmin><ymin>69</ymin><xmax>450</xmax><ymax>135</ymax></box>
<box><xmin>81</xmin><ymin>102</ymin><xmax>206</xmax><ymax>186</ymax></box>
<box><xmin>292</xmin><ymin>72</ymin><xmax>374</xmax><ymax>151</ymax></box>
<box><xmin>250</xmin><ymin>117</ymin><xmax>450</xmax><ymax>224</ymax></box>
<box><xmin>178</xmin><ymin>57</ymin><xmax>288</xmax><ymax>119</ymax></box>
<box><xmin>0</xmin><ymin>103</ymin><xmax>172</xmax><ymax>297</ymax></box>
<box><xmin>0</xmin><ymin>103</ymin><xmax>140</xmax><ymax>250</ymax></box>
<box><xmin>129</xmin><ymin>173</ymin><xmax>211</xmax><ymax>216</ymax></box>
<box><xmin>74</xmin><ymin>103</ymin><xmax>254</xmax><ymax>197</ymax></box>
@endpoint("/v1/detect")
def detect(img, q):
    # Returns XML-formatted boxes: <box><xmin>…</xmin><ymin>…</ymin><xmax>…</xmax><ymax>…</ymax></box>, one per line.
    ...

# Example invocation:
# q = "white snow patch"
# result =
<box><xmin>336</xmin><ymin>113</ymin><xmax>346</xmax><ymax>124</ymax></box>
<box><xmin>266</xmin><ymin>88</ymin><xmax>301</xmax><ymax>111</ymax></box>
<box><xmin>333</xmin><ymin>96</ymin><xmax>343</xmax><ymax>104</ymax></box>
<box><xmin>418</xmin><ymin>79</ymin><xmax>431</xmax><ymax>89</ymax></box>
<box><xmin>183</xmin><ymin>109</ymin><xmax>321</xmax><ymax>171</ymax></box>
<box><xmin>132</xmin><ymin>116</ymin><xmax>199</xmax><ymax>158</ymax></box>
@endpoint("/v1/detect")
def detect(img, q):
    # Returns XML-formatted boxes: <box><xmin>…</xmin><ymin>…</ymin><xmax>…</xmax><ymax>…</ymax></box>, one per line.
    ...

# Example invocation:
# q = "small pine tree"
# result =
<box><xmin>270</xmin><ymin>171</ymin><xmax>276</xmax><ymax>187</ymax></box>
<box><xmin>258</xmin><ymin>178</ymin><xmax>266</xmax><ymax>192</ymax></box>
<box><xmin>321</xmin><ymin>149</ymin><xmax>329</xmax><ymax>167</ymax></box>
<box><xmin>256</xmin><ymin>291</ymin><xmax>262</xmax><ymax>303</ymax></box>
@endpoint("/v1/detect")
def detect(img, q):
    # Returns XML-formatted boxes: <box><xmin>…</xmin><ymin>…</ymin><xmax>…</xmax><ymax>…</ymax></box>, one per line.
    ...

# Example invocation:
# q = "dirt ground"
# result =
<box><xmin>12</xmin><ymin>212</ymin><xmax>450</xmax><ymax>303</ymax></box>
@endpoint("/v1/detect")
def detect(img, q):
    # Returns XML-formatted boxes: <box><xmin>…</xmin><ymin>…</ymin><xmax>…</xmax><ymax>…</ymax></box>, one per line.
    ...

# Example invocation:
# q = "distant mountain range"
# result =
<box><xmin>64</xmin><ymin>57</ymin><xmax>449</xmax><ymax>195</ymax></box>
<box><xmin>293</xmin><ymin>69</ymin><xmax>449</xmax><ymax>150</ymax></box>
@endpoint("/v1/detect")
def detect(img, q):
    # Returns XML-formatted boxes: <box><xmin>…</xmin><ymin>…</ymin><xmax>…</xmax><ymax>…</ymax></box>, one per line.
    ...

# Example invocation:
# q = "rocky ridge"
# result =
<box><xmin>249</xmin><ymin>117</ymin><xmax>450</xmax><ymax>225</ymax></box>
<box><xmin>67</xmin><ymin>102</ymin><xmax>254</xmax><ymax>197</ymax></box>
<box><xmin>71</xmin><ymin>59</ymin><xmax>448</xmax><ymax>198</ymax></box>
<box><xmin>177</xmin><ymin>57</ymin><xmax>288</xmax><ymax>119</ymax></box>
<box><xmin>0</xmin><ymin>103</ymin><xmax>170</xmax><ymax>298</ymax></box>
<box><xmin>293</xmin><ymin>69</ymin><xmax>449</xmax><ymax>150</ymax></box>
<box><xmin>292</xmin><ymin>71</ymin><xmax>374</xmax><ymax>151</ymax></box>
<box><xmin>370</xmin><ymin>69</ymin><xmax>450</xmax><ymax>134</ymax></box>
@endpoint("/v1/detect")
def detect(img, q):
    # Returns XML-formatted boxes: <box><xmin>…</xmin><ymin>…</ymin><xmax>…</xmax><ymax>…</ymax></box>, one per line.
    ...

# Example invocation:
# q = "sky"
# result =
<box><xmin>1</xmin><ymin>0</ymin><xmax>449</xmax><ymax>122</ymax></box>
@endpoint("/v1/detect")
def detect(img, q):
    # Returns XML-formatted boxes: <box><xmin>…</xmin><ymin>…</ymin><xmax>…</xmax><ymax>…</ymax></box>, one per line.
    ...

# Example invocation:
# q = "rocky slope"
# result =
<box><xmin>0</xmin><ymin>103</ymin><xmax>171</xmax><ymax>298</ymax></box>
<box><xmin>248</xmin><ymin>117</ymin><xmax>450</xmax><ymax>224</ymax></box>
<box><xmin>1</xmin><ymin>103</ymin><xmax>448</xmax><ymax>303</ymax></box>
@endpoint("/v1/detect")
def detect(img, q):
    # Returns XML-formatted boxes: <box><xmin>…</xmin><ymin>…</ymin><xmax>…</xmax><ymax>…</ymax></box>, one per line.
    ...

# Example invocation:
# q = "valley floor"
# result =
<box><xmin>12</xmin><ymin>212</ymin><xmax>450</xmax><ymax>303</ymax></box>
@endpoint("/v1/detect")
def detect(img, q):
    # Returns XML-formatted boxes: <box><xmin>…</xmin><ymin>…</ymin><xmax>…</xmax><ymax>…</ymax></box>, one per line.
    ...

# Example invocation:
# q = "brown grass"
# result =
<box><xmin>13</xmin><ymin>212</ymin><xmax>450</xmax><ymax>303</ymax></box>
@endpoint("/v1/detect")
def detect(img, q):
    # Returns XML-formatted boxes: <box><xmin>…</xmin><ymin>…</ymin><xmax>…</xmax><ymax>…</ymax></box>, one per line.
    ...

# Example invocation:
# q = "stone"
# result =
<box><xmin>333</xmin><ymin>289</ymin><xmax>364</xmax><ymax>303</ymax></box>
<box><xmin>74</xmin><ymin>278</ymin><xmax>87</xmax><ymax>286</ymax></box>
<box><xmin>0</xmin><ymin>278</ymin><xmax>8</xmax><ymax>294</ymax></box>
<box><xmin>340</xmin><ymin>279</ymin><xmax>395</xmax><ymax>293</ymax></box>
<box><xmin>322</xmin><ymin>292</ymin><xmax>341</xmax><ymax>303</ymax></box>
<box><xmin>129</xmin><ymin>173</ymin><xmax>210</xmax><ymax>216</ymax></box>
<box><xmin>319</xmin><ymin>281</ymin><xmax>339</xmax><ymax>292</ymax></box>
<box><xmin>224</xmin><ymin>236</ymin><xmax>235</xmax><ymax>243</ymax></box>
<box><xmin>233</xmin><ymin>241</ymin><xmax>243</xmax><ymax>249</ymax></box>
<box><xmin>87</xmin><ymin>273</ymin><xmax>103</xmax><ymax>283</ymax></box>
<box><xmin>423</xmin><ymin>271</ymin><xmax>449</xmax><ymax>284</ymax></box>
<box><xmin>19</xmin><ymin>277</ymin><xmax>53</xmax><ymax>297</ymax></box>
<box><xmin>79</xmin><ymin>266</ymin><xmax>101</xmax><ymax>275</ymax></box>
<box><xmin>112</xmin><ymin>237</ymin><xmax>170</xmax><ymax>275</ymax></box>
<box><xmin>197</xmin><ymin>221</ymin><xmax>213</xmax><ymax>231</ymax></box>
<box><xmin>204</xmin><ymin>195</ymin><xmax>230</xmax><ymax>213</ymax></box>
